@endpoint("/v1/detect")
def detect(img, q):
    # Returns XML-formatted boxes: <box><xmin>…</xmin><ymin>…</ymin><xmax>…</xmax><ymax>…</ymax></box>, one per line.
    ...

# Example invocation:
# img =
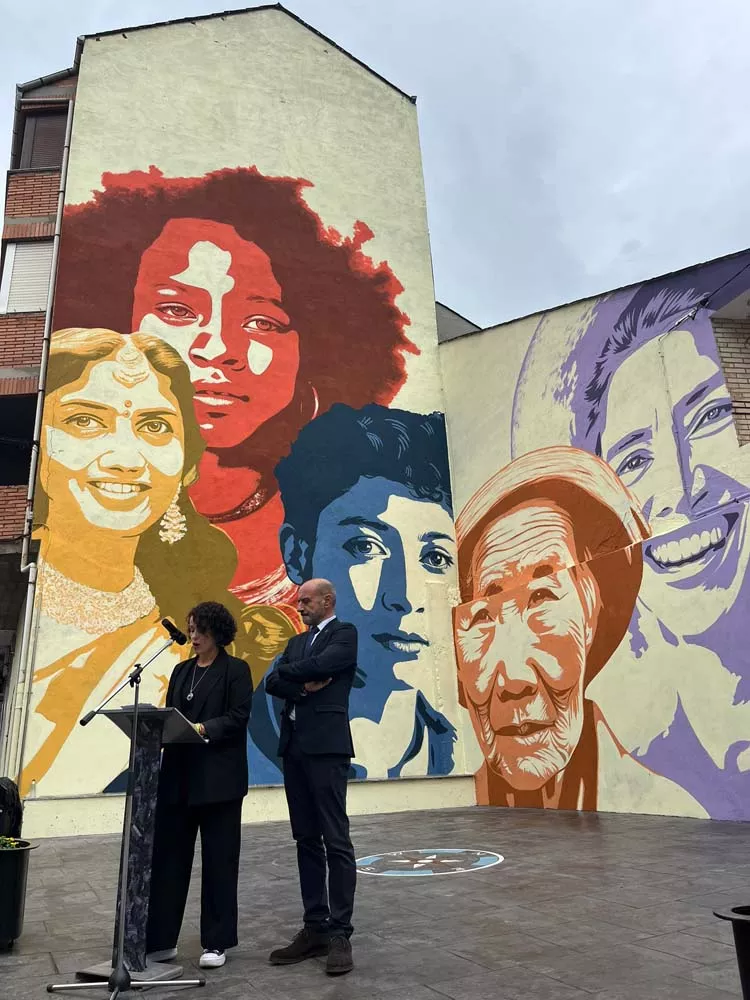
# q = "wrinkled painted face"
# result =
<box><xmin>311</xmin><ymin>478</ymin><xmax>456</xmax><ymax>672</ymax></box>
<box><xmin>454</xmin><ymin>502</ymin><xmax>595</xmax><ymax>791</ymax></box>
<box><xmin>41</xmin><ymin>351</ymin><xmax>185</xmax><ymax>535</ymax></box>
<box><xmin>600</xmin><ymin>327</ymin><xmax>750</xmax><ymax>636</ymax></box>
<box><xmin>133</xmin><ymin>218</ymin><xmax>300</xmax><ymax>450</ymax></box>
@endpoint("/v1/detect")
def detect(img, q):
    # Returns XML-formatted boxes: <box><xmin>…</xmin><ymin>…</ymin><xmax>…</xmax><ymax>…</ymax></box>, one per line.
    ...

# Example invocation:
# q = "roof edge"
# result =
<box><xmin>76</xmin><ymin>3</ymin><xmax>417</xmax><ymax>104</ymax></box>
<box><xmin>448</xmin><ymin>245</ymin><xmax>750</xmax><ymax>345</ymax></box>
<box><xmin>436</xmin><ymin>300</ymin><xmax>480</xmax><ymax>329</ymax></box>
<box><xmin>17</xmin><ymin>67</ymin><xmax>77</xmax><ymax>94</ymax></box>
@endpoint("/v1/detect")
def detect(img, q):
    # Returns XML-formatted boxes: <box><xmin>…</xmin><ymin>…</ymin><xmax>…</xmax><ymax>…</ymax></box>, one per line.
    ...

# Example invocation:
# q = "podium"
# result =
<box><xmin>75</xmin><ymin>707</ymin><xmax>206</xmax><ymax>987</ymax></box>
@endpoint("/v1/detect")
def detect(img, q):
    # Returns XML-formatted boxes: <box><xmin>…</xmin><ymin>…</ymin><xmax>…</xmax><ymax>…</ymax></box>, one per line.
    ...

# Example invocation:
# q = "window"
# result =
<box><xmin>0</xmin><ymin>243</ymin><xmax>54</xmax><ymax>314</ymax></box>
<box><xmin>18</xmin><ymin>111</ymin><xmax>66</xmax><ymax>169</ymax></box>
<box><xmin>0</xmin><ymin>395</ymin><xmax>34</xmax><ymax>486</ymax></box>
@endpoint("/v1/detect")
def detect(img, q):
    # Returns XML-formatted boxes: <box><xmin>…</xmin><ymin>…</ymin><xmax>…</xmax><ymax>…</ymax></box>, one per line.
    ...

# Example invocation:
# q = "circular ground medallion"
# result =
<box><xmin>356</xmin><ymin>848</ymin><xmax>504</xmax><ymax>876</ymax></box>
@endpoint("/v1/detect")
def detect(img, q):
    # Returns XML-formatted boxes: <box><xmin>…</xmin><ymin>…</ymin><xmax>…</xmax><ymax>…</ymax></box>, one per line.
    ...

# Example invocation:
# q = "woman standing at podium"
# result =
<box><xmin>146</xmin><ymin>601</ymin><xmax>253</xmax><ymax>970</ymax></box>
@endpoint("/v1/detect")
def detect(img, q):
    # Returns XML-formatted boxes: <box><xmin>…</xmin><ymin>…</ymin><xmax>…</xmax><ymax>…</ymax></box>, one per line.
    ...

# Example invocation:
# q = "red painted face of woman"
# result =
<box><xmin>132</xmin><ymin>218</ymin><xmax>300</xmax><ymax>451</ymax></box>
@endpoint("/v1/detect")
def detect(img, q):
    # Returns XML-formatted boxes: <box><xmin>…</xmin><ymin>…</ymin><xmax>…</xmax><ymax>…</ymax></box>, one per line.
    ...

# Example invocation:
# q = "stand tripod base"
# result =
<box><xmin>78</xmin><ymin>959</ymin><xmax>188</xmax><ymax>982</ymax></box>
<box><xmin>47</xmin><ymin>985</ymin><xmax>204</xmax><ymax>996</ymax></box>
<box><xmin>46</xmin><ymin>959</ymin><xmax>206</xmax><ymax>994</ymax></box>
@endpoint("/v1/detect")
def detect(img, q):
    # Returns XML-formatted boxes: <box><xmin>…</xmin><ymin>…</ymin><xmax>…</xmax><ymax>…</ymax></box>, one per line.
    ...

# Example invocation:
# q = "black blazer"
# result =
<box><xmin>266</xmin><ymin>619</ymin><xmax>357</xmax><ymax>758</ymax></box>
<box><xmin>158</xmin><ymin>649</ymin><xmax>253</xmax><ymax>806</ymax></box>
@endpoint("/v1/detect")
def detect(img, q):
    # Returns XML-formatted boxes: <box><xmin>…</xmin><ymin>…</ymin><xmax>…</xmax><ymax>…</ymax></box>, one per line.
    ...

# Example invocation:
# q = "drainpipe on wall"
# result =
<box><xmin>4</xmin><ymin>98</ymin><xmax>74</xmax><ymax>784</ymax></box>
<box><xmin>9</xmin><ymin>87</ymin><xmax>23</xmax><ymax>173</ymax></box>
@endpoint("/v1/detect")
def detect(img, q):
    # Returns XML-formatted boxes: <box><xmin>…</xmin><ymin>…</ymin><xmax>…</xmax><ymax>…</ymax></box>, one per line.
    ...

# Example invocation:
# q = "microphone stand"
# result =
<box><xmin>47</xmin><ymin>637</ymin><xmax>205</xmax><ymax>997</ymax></box>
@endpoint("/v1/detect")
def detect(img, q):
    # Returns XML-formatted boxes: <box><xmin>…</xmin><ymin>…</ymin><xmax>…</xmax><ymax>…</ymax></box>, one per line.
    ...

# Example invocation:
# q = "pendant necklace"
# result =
<box><xmin>187</xmin><ymin>659</ymin><xmax>212</xmax><ymax>702</ymax></box>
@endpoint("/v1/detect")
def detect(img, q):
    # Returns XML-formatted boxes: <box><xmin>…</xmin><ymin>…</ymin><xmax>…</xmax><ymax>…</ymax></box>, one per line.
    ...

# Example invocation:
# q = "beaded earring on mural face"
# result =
<box><xmin>159</xmin><ymin>484</ymin><xmax>188</xmax><ymax>544</ymax></box>
<box><xmin>299</xmin><ymin>381</ymin><xmax>319</xmax><ymax>422</ymax></box>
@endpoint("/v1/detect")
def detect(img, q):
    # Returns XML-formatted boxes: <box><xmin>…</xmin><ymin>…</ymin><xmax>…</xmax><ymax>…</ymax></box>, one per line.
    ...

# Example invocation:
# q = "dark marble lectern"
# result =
<box><xmin>77</xmin><ymin>707</ymin><xmax>205</xmax><ymax>985</ymax></box>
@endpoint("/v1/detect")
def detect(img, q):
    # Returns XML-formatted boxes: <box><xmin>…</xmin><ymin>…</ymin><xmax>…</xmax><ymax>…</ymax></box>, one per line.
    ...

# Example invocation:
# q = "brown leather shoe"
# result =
<box><xmin>326</xmin><ymin>935</ymin><xmax>353</xmax><ymax>975</ymax></box>
<box><xmin>269</xmin><ymin>928</ymin><xmax>329</xmax><ymax>965</ymax></box>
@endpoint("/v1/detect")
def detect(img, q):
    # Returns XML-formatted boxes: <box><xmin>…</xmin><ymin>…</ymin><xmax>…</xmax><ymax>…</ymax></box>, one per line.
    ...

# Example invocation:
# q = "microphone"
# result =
<box><xmin>161</xmin><ymin>618</ymin><xmax>188</xmax><ymax>646</ymax></box>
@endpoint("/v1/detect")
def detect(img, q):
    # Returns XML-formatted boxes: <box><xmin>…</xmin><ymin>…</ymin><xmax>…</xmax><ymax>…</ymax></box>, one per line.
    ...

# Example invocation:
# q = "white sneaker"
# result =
<box><xmin>199</xmin><ymin>949</ymin><xmax>226</xmax><ymax>969</ymax></box>
<box><xmin>147</xmin><ymin>947</ymin><xmax>177</xmax><ymax>963</ymax></box>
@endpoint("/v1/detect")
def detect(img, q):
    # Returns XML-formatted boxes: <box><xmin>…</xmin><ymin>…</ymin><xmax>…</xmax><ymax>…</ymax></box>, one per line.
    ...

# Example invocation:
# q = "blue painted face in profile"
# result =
<box><xmin>310</xmin><ymin>476</ymin><xmax>456</xmax><ymax>686</ymax></box>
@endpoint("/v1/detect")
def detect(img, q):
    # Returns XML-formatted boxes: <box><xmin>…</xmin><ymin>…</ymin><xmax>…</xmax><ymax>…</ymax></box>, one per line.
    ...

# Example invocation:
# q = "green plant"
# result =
<box><xmin>0</xmin><ymin>837</ymin><xmax>23</xmax><ymax>850</ymax></box>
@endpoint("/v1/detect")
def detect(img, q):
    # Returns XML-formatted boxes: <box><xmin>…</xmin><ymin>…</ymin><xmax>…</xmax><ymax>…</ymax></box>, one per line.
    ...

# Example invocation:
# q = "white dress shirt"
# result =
<box><xmin>289</xmin><ymin>615</ymin><xmax>337</xmax><ymax>721</ymax></box>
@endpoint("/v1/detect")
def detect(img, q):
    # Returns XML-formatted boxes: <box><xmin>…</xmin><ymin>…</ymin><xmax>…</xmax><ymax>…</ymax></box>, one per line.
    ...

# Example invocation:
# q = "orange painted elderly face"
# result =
<box><xmin>454</xmin><ymin>501</ymin><xmax>600</xmax><ymax>792</ymax></box>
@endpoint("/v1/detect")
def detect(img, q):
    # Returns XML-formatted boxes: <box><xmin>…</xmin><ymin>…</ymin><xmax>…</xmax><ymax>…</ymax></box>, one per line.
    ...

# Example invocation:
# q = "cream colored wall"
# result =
<box><xmin>13</xmin><ymin>9</ymin><xmax>479</xmax><ymax>830</ymax></box>
<box><xmin>441</xmin><ymin>314</ymin><xmax>542</xmax><ymax>513</ymax></box>
<box><xmin>441</xmin><ymin>296</ymin><xmax>750</xmax><ymax>520</ymax></box>
<box><xmin>65</xmin><ymin>9</ymin><xmax>442</xmax><ymax>414</ymax></box>
<box><xmin>439</xmin><ymin>267</ymin><xmax>750</xmax><ymax>822</ymax></box>
<box><xmin>22</xmin><ymin>777</ymin><xmax>478</xmax><ymax>839</ymax></box>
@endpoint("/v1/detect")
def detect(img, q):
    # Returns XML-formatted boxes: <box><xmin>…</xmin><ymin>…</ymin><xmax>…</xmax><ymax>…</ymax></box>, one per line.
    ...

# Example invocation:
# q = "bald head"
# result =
<box><xmin>297</xmin><ymin>577</ymin><xmax>337</xmax><ymax>627</ymax></box>
<box><xmin>309</xmin><ymin>578</ymin><xmax>336</xmax><ymax>602</ymax></box>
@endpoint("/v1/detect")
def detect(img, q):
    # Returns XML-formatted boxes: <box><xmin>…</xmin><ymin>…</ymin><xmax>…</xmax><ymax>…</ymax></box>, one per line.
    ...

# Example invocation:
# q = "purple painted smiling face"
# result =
<box><xmin>598</xmin><ymin>322</ymin><xmax>749</xmax><ymax>639</ymax></box>
<box><xmin>511</xmin><ymin>268</ymin><xmax>750</xmax><ymax>813</ymax></box>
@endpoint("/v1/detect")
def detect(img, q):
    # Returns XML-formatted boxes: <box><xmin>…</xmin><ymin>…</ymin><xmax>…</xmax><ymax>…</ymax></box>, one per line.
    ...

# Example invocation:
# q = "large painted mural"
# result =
<box><xmin>18</xmin><ymin>10</ymin><xmax>749</xmax><ymax>824</ymax></box>
<box><xmin>442</xmin><ymin>251</ymin><xmax>750</xmax><ymax>820</ymax></box>
<box><xmin>16</xmin><ymin>11</ymin><xmax>477</xmax><ymax>801</ymax></box>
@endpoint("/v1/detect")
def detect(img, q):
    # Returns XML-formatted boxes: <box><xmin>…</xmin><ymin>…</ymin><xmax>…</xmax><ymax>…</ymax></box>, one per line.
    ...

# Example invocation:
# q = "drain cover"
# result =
<box><xmin>356</xmin><ymin>848</ymin><xmax>504</xmax><ymax>876</ymax></box>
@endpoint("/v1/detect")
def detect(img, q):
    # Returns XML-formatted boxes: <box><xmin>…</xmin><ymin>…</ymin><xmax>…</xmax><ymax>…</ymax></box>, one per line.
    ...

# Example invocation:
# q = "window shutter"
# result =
<box><xmin>20</xmin><ymin>113</ymin><xmax>66</xmax><ymax>169</ymax></box>
<box><xmin>4</xmin><ymin>243</ymin><xmax>54</xmax><ymax>313</ymax></box>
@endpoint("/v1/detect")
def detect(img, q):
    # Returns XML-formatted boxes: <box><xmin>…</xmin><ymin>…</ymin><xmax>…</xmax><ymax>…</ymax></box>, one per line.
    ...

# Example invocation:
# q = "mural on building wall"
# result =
<box><xmin>250</xmin><ymin>403</ymin><xmax>458</xmax><ymax>782</ymax></box>
<box><xmin>53</xmin><ymin>167</ymin><xmax>417</xmax><ymax>609</ymax></box>
<box><xmin>445</xmin><ymin>251</ymin><xmax>750</xmax><ymax>820</ymax></box>
<box><xmin>454</xmin><ymin>444</ymin><xmax>705</xmax><ymax>814</ymax></box>
<box><xmin>22</xmin><ymin>166</ymin><xmax>467</xmax><ymax>796</ymax></box>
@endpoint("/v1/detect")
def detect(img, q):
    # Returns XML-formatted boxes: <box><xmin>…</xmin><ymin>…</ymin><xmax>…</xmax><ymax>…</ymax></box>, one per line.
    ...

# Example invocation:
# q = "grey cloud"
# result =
<box><xmin>2</xmin><ymin>0</ymin><xmax>750</xmax><ymax>328</ymax></box>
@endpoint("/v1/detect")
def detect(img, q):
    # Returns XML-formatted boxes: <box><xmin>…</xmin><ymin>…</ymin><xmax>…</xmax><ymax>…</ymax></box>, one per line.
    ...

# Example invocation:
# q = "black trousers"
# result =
<box><xmin>146</xmin><ymin>796</ymin><xmax>243</xmax><ymax>952</ymax></box>
<box><xmin>283</xmin><ymin>729</ymin><xmax>356</xmax><ymax>937</ymax></box>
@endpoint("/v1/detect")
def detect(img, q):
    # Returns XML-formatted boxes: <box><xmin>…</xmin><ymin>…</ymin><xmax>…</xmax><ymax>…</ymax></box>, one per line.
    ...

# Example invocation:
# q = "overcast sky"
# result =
<box><xmin>2</xmin><ymin>0</ymin><xmax>750</xmax><ymax>328</ymax></box>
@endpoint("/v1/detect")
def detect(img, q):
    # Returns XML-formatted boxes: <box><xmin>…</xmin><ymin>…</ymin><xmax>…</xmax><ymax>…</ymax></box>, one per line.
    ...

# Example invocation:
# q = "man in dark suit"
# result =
<box><xmin>266</xmin><ymin>578</ymin><xmax>357</xmax><ymax>976</ymax></box>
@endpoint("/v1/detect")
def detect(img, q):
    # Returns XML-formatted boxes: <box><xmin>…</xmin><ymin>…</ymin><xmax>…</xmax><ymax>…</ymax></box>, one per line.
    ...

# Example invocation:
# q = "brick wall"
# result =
<box><xmin>18</xmin><ymin>101</ymin><xmax>68</xmax><ymax>112</ymax></box>
<box><xmin>3</xmin><ymin>221</ymin><xmax>55</xmax><ymax>240</ymax></box>
<box><xmin>0</xmin><ymin>376</ymin><xmax>38</xmax><ymax>396</ymax></box>
<box><xmin>0</xmin><ymin>314</ymin><xmax>44</xmax><ymax>366</ymax></box>
<box><xmin>713</xmin><ymin>318</ymin><xmax>750</xmax><ymax>446</ymax></box>
<box><xmin>5</xmin><ymin>172</ymin><xmax>60</xmax><ymax>217</ymax></box>
<box><xmin>0</xmin><ymin>486</ymin><xmax>27</xmax><ymax>541</ymax></box>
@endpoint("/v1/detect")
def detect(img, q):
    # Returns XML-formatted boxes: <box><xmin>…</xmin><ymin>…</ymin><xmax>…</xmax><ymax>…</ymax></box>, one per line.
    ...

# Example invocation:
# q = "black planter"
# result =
<box><xmin>714</xmin><ymin>906</ymin><xmax>750</xmax><ymax>999</ymax></box>
<box><xmin>0</xmin><ymin>841</ymin><xmax>35</xmax><ymax>951</ymax></box>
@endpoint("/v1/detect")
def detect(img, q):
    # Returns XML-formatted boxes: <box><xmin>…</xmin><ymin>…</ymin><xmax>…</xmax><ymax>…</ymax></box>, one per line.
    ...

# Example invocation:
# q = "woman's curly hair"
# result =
<box><xmin>54</xmin><ymin>165</ymin><xmax>417</xmax><ymax>473</ymax></box>
<box><xmin>188</xmin><ymin>602</ymin><xmax>238</xmax><ymax>648</ymax></box>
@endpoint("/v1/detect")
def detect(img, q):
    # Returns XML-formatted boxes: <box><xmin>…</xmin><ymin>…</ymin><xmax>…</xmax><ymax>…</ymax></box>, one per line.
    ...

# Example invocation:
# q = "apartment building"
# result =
<box><xmin>0</xmin><ymin>7</ymin><xmax>480</xmax><ymax>837</ymax></box>
<box><xmin>2</xmin><ymin>4</ymin><xmax>749</xmax><ymax>837</ymax></box>
<box><xmin>0</xmin><ymin>70</ymin><xmax>74</xmax><ymax>771</ymax></box>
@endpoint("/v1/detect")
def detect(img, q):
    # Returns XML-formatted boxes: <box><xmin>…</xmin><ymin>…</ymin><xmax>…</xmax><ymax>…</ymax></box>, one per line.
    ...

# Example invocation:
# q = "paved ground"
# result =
<box><xmin>2</xmin><ymin>806</ymin><xmax>747</xmax><ymax>999</ymax></box>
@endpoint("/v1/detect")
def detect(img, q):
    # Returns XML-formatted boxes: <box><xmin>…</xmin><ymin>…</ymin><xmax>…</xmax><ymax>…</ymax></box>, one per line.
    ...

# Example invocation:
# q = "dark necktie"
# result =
<box><xmin>305</xmin><ymin>625</ymin><xmax>319</xmax><ymax>655</ymax></box>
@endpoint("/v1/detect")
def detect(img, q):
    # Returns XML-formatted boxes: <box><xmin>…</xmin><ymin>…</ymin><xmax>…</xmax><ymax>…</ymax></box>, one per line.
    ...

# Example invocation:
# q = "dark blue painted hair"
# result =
<box><xmin>276</xmin><ymin>403</ymin><xmax>453</xmax><ymax>545</ymax></box>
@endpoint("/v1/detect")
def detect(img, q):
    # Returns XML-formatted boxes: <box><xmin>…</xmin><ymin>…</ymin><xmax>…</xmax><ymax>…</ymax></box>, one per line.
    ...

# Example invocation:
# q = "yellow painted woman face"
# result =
<box><xmin>41</xmin><ymin>347</ymin><xmax>186</xmax><ymax>536</ymax></box>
